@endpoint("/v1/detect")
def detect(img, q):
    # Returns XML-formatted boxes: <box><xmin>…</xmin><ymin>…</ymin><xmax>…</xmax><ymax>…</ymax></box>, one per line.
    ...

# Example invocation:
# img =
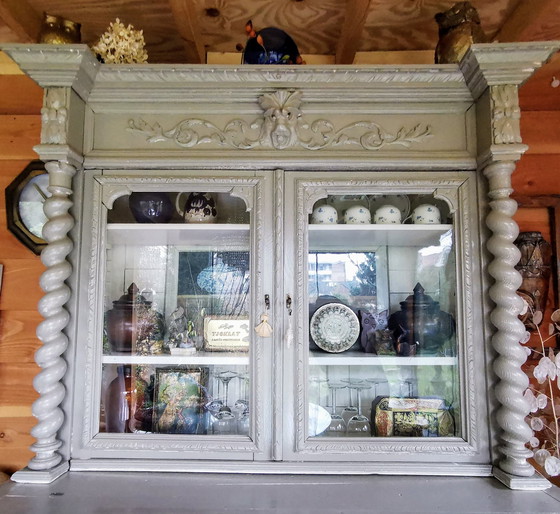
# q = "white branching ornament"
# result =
<box><xmin>91</xmin><ymin>18</ymin><xmax>148</xmax><ymax>64</ymax></box>
<box><xmin>522</xmin><ymin>300</ymin><xmax>560</xmax><ymax>477</ymax></box>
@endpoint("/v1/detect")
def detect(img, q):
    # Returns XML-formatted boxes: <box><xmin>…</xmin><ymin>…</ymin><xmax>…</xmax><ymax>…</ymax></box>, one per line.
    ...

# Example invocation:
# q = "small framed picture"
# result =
<box><xmin>153</xmin><ymin>367</ymin><xmax>208</xmax><ymax>434</ymax></box>
<box><xmin>203</xmin><ymin>316</ymin><xmax>250</xmax><ymax>352</ymax></box>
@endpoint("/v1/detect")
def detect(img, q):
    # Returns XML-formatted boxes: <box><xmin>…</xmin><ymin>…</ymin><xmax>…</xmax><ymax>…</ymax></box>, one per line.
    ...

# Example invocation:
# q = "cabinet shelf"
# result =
<box><xmin>106</xmin><ymin>223</ymin><xmax>250</xmax><ymax>246</ymax></box>
<box><xmin>308</xmin><ymin>224</ymin><xmax>452</xmax><ymax>250</ymax></box>
<box><xmin>102</xmin><ymin>352</ymin><xmax>249</xmax><ymax>366</ymax></box>
<box><xmin>309</xmin><ymin>351</ymin><xmax>457</xmax><ymax>366</ymax></box>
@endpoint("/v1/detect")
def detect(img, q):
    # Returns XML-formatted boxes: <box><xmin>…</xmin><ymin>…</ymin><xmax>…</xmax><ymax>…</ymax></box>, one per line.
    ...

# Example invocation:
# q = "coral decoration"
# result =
<box><xmin>92</xmin><ymin>18</ymin><xmax>148</xmax><ymax>64</ymax></box>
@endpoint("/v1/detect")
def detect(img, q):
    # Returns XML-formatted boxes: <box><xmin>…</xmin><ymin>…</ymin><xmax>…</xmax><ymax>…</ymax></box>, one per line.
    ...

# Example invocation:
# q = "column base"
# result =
<box><xmin>11</xmin><ymin>461</ymin><xmax>69</xmax><ymax>484</ymax></box>
<box><xmin>493</xmin><ymin>466</ymin><xmax>551</xmax><ymax>490</ymax></box>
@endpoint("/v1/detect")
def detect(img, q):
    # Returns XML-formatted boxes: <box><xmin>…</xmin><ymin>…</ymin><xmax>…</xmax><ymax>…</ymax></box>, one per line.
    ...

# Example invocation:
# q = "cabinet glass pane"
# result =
<box><xmin>100</xmin><ymin>191</ymin><xmax>252</xmax><ymax>436</ymax></box>
<box><xmin>307</xmin><ymin>194</ymin><xmax>460</xmax><ymax>439</ymax></box>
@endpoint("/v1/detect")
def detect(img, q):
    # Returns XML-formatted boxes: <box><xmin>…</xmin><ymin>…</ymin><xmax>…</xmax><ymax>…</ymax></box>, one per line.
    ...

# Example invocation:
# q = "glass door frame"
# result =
<box><xmin>70</xmin><ymin>169</ymin><xmax>275</xmax><ymax>464</ymax></box>
<box><xmin>282</xmin><ymin>171</ymin><xmax>489</xmax><ymax>466</ymax></box>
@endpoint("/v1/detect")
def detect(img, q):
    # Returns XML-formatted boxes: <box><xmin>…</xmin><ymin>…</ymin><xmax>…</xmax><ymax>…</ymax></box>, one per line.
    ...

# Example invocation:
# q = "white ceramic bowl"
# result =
<box><xmin>311</xmin><ymin>204</ymin><xmax>338</xmax><ymax>224</ymax></box>
<box><xmin>343</xmin><ymin>205</ymin><xmax>371</xmax><ymax>224</ymax></box>
<box><xmin>373</xmin><ymin>204</ymin><xmax>401</xmax><ymax>224</ymax></box>
<box><xmin>412</xmin><ymin>204</ymin><xmax>441</xmax><ymax>224</ymax></box>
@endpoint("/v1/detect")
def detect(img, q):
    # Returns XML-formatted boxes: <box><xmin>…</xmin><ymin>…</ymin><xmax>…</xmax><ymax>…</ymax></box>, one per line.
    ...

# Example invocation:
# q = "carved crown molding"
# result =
<box><xmin>2</xmin><ymin>44</ymin><xmax>99</xmax><ymax>102</ymax></box>
<box><xmin>461</xmin><ymin>42</ymin><xmax>560</xmax><ymax>100</ymax></box>
<box><xmin>128</xmin><ymin>90</ymin><xmax>433</xmax><ymax>152</ymax></box>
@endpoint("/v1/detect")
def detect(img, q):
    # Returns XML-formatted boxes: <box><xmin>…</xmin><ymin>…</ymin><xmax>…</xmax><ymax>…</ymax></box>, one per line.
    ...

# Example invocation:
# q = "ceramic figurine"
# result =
<box><xmin>434</xmin><ymin>2</ymin><xmax>486</xmax><ymax>64</ymax></box>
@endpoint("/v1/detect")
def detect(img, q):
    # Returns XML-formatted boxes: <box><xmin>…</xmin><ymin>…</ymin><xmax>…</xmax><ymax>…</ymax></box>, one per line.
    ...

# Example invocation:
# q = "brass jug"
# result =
<box><xmin>38</xmin><ymin>13</ymin><xmax>81</xmax><ymax>45</ymax></box>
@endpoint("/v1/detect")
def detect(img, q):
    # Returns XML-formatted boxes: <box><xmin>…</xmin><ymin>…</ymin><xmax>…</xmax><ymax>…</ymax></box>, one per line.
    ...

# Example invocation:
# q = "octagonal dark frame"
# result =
<box><xmin>5</xmin><ymin>160</ymin><xmax>48</xmax><ymax>255</ymax></box>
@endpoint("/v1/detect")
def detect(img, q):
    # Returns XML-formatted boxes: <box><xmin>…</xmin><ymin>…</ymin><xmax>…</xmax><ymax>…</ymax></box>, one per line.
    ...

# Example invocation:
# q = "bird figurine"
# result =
<box><xmin>434</xmin><ymin>2</ymin><xmax>487</xmax><ymax>64</ymax></box>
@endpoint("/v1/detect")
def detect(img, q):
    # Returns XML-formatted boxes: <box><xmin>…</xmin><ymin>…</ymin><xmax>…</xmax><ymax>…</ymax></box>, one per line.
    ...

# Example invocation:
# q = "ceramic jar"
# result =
<box><xmin>343</xmin><ymin>205</ymin><xmax>371</xmax><ymax>224</ymax></box>
<box><xmin>106</xmin><ymin>283</ymin><xmax>164</xmax><ymax>354</ymax></box>
<box><xmin>412</xmin><ymin>204</ymin><xmax>441</xmax><ymax>224</ymax></box>
<box><xmin>373</xmin><ymin>205</ymin><xmax>401</xmax><ymax>224</ymax></box>
<box><xmin>387</xmin><ymin>283</ymin><xmax>455</xmax><ymax>356</ymax></box>
<box><xmin>311</xmin><ymin>204</ymin><xmax>338</xmax><ymax>224</ymax></box>
<box><xmin>129</xmin><ymin>192</ymin><xmax>174</xmax><ymax>223</ymax></box>
<box><xmin>176</xmin><ymin>192</ymin><xmax>218</xmax><ymax>223</ymax></box>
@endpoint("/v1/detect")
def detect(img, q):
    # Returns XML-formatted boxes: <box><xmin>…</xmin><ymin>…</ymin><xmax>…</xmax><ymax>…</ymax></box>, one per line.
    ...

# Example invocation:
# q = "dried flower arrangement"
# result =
<box><xmin>91</xmin><ymin>18</ymin><xmax>148</xmax><ymax>64</ymax></box>
<box><xmin>523</xmin><ymin>303</ymin><xmax>560</xmax><ymax>477</ymax></box>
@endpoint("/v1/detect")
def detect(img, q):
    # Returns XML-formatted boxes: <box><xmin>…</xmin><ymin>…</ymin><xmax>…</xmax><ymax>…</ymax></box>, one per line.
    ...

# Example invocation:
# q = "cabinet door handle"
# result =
<box><xmin>285</xmin><ymin>294</ymin><xmax>293</xmax><ymax>348</ymax></box>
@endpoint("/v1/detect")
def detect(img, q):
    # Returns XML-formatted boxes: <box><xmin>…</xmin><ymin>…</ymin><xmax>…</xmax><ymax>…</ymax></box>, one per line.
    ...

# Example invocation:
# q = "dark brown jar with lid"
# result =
<box><xmin>388</xmin><ymin>283</ymin><xmax>455</xmax><ymax>356</ymax></box>
<box><xmin>105</xmin><ymin>283</ymin><xmax>163</xmax><ymax>353</ymax></box>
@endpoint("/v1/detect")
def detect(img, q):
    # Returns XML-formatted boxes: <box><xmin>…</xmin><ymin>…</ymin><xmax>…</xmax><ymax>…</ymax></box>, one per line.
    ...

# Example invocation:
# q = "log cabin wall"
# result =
<box><xmin>0</xmin><ymin>57</ymin><xmax>559</xmax><ymax>475</ymax></box>
<box><xmin>0</xmin><ymin>71</ymin><xmax>42</xmax><ymax>474</ymax></box>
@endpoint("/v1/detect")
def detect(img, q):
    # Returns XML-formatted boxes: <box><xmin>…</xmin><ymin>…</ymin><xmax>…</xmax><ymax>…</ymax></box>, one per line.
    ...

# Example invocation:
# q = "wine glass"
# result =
<box><xmin>215</xmin><ymin>370</ymin><xmax>239</xmax><ymax>412</ymax></box>
<box><xmin>340</xmin><ymin>378</ymin><xmax>362</xmax><ymax>425</ymax></box>
<box><xmin>346</xmin><ymin>383</ymin><xmax>371</xmax><ymax>437</ymax></box>
<box><xmin>212</xmin><ymin>410</ymin><xmax>237</xmax><ymax>435</ymax></box>
<box><xmin>325</xmin><ymin>381</ymin><xmax>346</xmax><ymax>436</ymax></box>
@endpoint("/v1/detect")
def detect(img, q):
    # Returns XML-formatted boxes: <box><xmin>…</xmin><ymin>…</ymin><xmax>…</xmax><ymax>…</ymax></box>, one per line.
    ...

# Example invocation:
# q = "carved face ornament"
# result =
<box><xmin>259</xmin><ymin>90</ymin><xmax>302</xmax><ymax>149</ymax></box>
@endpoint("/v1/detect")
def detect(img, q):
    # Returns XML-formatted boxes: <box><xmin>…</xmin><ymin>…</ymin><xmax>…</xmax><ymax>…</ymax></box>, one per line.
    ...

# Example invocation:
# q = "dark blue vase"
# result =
<box><xmin>129</xmin><ymin>192</ymin><xmax>173</xmax><ymax>223</ymax></box>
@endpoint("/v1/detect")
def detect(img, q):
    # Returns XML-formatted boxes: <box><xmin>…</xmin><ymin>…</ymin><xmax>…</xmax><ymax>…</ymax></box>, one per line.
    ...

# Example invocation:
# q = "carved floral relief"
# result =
<box><xmin>491</xmin><ymin>84</ymin><xmax>521</xmax><ymax>145</ymax></box>
<box><xmin>128</xmin><ymin>90</ymin><xmax>433</xmax><ymax>151</ymax></box>
<box><xmin>41</xmin><ymin>88</ymin><xmax>69</xmax><ymax>145</ymax></box>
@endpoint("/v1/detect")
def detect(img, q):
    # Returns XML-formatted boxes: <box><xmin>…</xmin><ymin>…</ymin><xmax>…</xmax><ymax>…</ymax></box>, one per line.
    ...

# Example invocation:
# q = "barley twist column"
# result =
<box><xmin>27</xmin><ymin>160</ymin><xmax>76</xmax><ymax>473</ymax></box>
<box><xmin>484</xmin><ymin>160</ymin><xmax>534</xmax><ymax>477</ymax></box>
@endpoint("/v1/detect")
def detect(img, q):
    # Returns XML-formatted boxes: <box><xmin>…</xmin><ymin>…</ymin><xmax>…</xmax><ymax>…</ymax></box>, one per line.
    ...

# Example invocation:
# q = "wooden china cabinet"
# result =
<box><xmin>3</xmin><ymin>42</ymin><xmax>559</xmax><ymax>490</ymax></box>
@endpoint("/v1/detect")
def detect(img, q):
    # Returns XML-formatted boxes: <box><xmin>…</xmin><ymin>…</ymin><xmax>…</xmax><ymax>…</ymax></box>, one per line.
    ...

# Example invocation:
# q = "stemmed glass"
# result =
<box><xmin>346</xmin><ymin>383</ymin><xmax>371</xmax><ymax>437</ymax></box>
<box><xmin>325</xmin><ymin>381</ymin><xmax>346</xmax><ymax>436</ymax></box>
<box><xmin>340</xmin><ymin>378</ymin><xmax>362</xmax><ymax>425</ymax></box>
<box><xmin>215</xmin><ymin>370</ymin><xmax>239</xmax><ymax>412</ymax></box>
<box><xmin>210</xmin><ymin>370</ymin><xmax>239</xmax><ymax>435</ymax></box>
<box><xmin>365</xmin><ymin>378</ymin><xmax>388</xmax><ymax>398</ymax></box>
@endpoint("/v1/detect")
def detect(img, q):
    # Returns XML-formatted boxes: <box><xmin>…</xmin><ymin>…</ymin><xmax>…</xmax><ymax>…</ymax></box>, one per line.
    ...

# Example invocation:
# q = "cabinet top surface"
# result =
<box><xmin>2</xmin><ymin>42</ymin><xmax>558</xmax><ymax>99</ymax></box>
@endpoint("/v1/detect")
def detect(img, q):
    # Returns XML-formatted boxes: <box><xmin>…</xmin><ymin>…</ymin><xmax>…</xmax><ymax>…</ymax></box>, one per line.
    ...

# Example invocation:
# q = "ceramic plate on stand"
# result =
<box><xmin>310</xmin><ymin>303</ymin><xmax>360</xmax><ymax>353</ymax></box>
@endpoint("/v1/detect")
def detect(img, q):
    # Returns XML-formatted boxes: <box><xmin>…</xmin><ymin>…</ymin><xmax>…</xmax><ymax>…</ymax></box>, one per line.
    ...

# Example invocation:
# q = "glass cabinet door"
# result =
<box><xmin>73</xmin><ymin>172</ymin><xmax>273</xmax><ymax>462</ymax></box>
<box><xmin>284</xmin><ymin>173</ymin><xmax>483</xmax><ymax>464</ymax></box>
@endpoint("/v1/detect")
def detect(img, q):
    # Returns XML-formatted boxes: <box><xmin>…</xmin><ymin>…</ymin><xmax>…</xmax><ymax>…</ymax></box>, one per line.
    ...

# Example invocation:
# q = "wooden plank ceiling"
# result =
<box><xmin>0</xmin><ymin>0</ymin><xmax>559</xmax><ymax>64</ymax></box>
<box><xmin>1</xmin><ymin>0</ymin><xmax>560</xmax><ymax>109</ymax></box>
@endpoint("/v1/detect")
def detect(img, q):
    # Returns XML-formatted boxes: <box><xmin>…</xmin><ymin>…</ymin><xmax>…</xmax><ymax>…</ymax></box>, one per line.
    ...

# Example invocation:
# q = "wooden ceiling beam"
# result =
<box><xmin>0</xmin><ymin>0</ymin><xmax>42</xmax><ymax>43</ymax></box>
<box><xmin>335</xmin><ymin>0</ymin><xmax>371</xmax><ymax>65</ymax></box>
<box><xmin>493</xmin><ymin>0</ymin><xmax>558</xmax><ymax>42</ymax></box>
<box><xmin>168</xmin><ymin>0</ymin><xmax>206</xmax><ymax>63</ymax></box>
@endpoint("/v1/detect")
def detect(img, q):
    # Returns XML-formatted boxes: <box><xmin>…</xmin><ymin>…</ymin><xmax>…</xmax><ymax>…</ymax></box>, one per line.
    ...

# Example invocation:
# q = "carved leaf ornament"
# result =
<box><xmin>128</xmin><ymin>90</ymin><xmax>432</xmax><ymax>151</ymax></box>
